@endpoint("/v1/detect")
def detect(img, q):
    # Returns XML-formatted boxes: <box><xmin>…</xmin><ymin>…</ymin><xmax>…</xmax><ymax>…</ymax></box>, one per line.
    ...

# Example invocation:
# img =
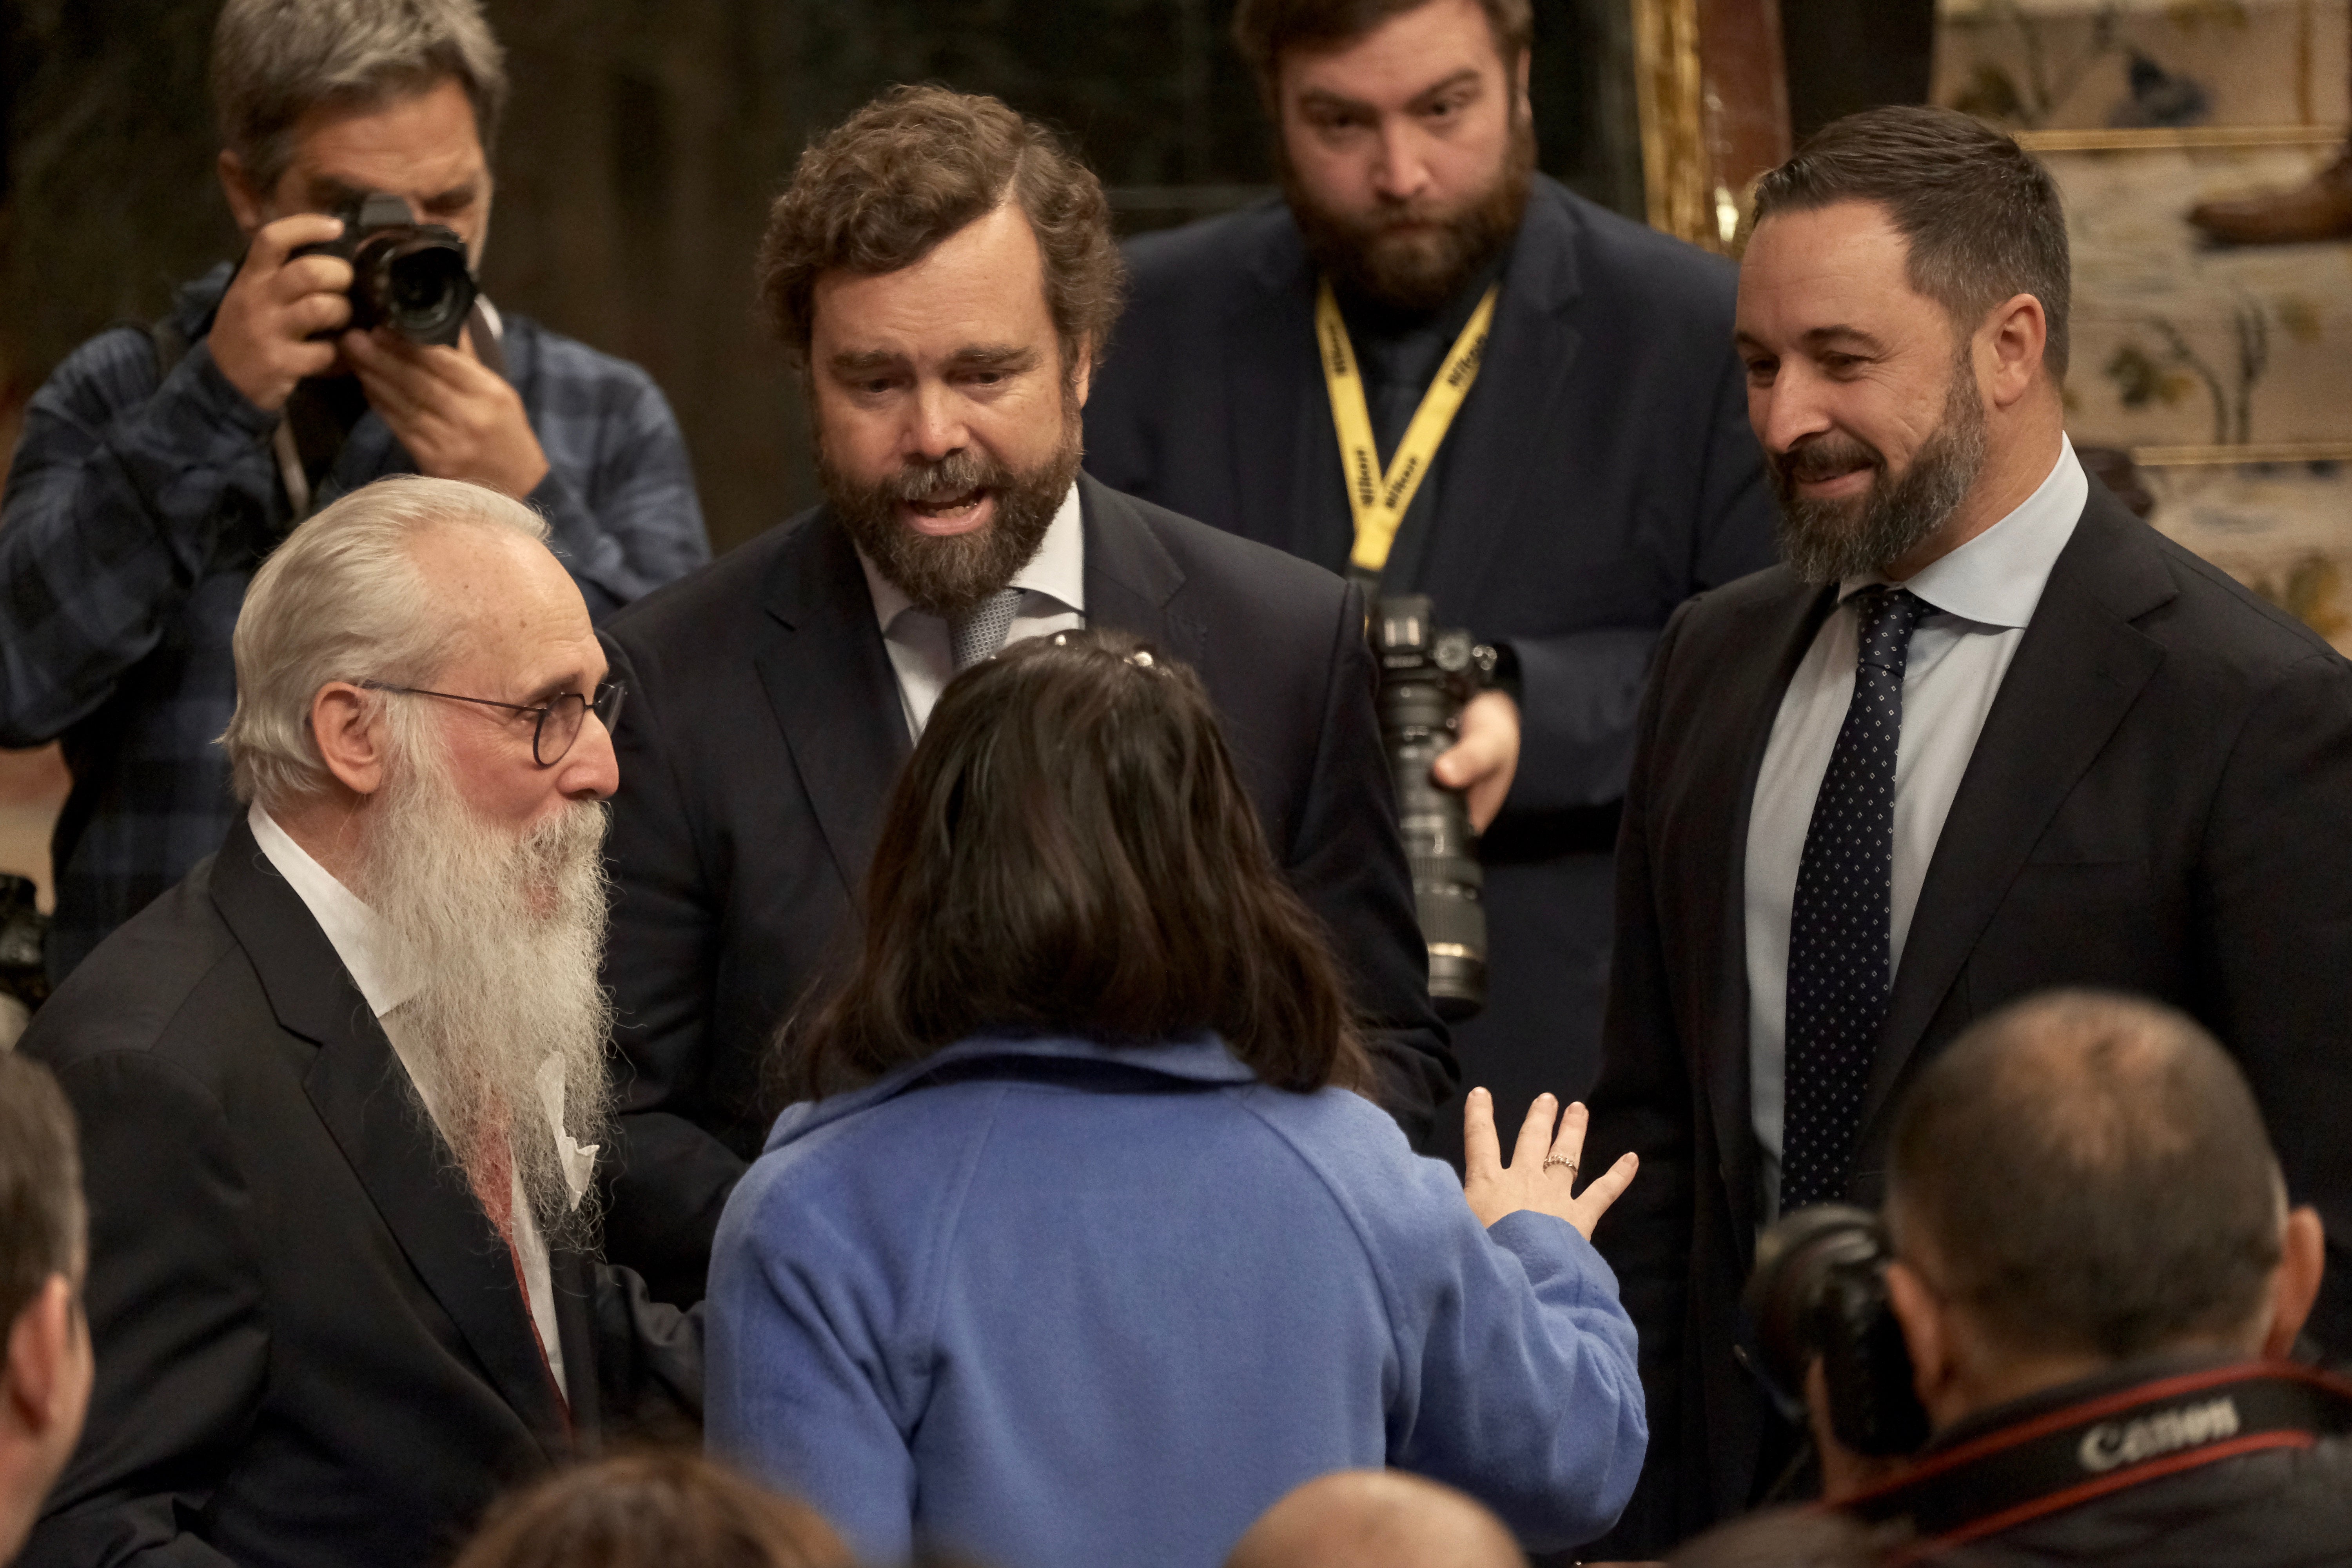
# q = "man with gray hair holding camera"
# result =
<box><xmin>16</xmin><ymin>475</ymin><xmax>697</xmax><ymax>1568</ymax></box>
<box><xmin>0</xmin><ymin>0</ymin><xmax>708</xmax><ymax>991</ymax></box>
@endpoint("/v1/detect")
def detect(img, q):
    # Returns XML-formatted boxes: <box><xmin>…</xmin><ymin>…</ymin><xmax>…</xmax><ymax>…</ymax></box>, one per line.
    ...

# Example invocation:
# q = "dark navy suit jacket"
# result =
<box><xmin>1587</xmin><ymin>482</ymin><xmax>2352</xmax><ymax>1551</ymax></box>
<box><xmin>1084</xmin><ymin>175</ymin><xmax>1779</xmax><ymax>1147</ymax></box>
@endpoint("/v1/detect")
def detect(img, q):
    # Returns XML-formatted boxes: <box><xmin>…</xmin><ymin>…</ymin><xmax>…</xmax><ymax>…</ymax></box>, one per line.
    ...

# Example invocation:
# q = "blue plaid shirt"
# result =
<box><xmin>0</xmin><ymin>263</ymin><xmax>710</xmax><ymax>983</ymax></box>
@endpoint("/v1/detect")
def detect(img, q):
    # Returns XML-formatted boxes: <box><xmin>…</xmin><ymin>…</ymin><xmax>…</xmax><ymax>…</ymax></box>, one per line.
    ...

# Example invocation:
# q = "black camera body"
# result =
<box><xmin>294</xmin><ymin>191</ymin><xmax>477</xmax><ymax>347</ymax></box>
<box><xmin>0</xmin><ymin>872</ymin><xmax>50</xmax><ymax>1014</ymax></box>
<box><xmin>1370</xmin><ymin>595</ymin><xmax>1495</xmax><ymax>1022</ymax></box>
<box><xmin>1743</xmin><ymin>1203</ymin><xmax>1933</xmax><ymax>1457</ymax></box>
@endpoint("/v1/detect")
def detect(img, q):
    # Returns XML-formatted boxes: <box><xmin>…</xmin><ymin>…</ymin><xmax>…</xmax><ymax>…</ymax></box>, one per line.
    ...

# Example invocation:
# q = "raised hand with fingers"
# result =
<box><xmin>1461</xmin><ymin>1087</ymin><xmax>1637</xmax><ymax>1239</ymax></box>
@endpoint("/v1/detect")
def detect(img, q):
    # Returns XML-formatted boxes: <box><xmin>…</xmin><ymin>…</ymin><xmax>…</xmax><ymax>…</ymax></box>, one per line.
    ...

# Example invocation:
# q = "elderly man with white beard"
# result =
<box><xmin>15</xmin><ymin>474</ymin><xmax>700</xmax><ymax>1568</ymax></box>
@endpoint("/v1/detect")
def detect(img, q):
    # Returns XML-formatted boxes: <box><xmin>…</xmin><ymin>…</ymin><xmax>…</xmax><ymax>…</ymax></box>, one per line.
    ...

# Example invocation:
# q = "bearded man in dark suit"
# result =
<box><xmin>1586</xmin><ymin>105</ymin><xmax>2352</xmax><ymax>1553</ymax></box>
<box><xmin>1083</xmin><ymin>0</ymin><xmax>1779</xmax><ymax>1165</ymax></box>
<box><xmin>594</xmin><ymin>87</ymin><xmax>1453</xmax><ymax>1305</ymax></box>
<box><xmin>20</xmin><ymin>475</ymin><xmax>698</xmax><ymax>1568</ymax></box>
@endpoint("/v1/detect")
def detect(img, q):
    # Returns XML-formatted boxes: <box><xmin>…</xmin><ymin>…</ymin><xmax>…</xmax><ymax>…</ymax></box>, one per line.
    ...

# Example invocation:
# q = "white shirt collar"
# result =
<box><xmin>860</xmin><ymin>479</ymin><xmax>1087</xmax><ymax>633</ymax></box>
<box><xmin>247</xmin><ymin>802</ymin><xmax>419</xmax><ymax>1017</ymax></box>
<box><xmin>1842</xmin><ymin>435</ymin><xmax>2087</xmax><ymax>629</ymax></box>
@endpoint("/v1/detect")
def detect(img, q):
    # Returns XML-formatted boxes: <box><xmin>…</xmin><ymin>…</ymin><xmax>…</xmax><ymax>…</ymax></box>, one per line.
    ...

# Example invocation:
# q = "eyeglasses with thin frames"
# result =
<box><xmin>358</xmin><ymin>678</ymin><xmax>627</xmax><ymax>767</ymax></box>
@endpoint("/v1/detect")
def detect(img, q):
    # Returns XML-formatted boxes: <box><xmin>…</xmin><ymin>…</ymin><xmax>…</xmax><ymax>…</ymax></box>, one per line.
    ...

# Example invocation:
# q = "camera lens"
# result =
<box><xmin>351</xmin><ymin>230</ymin><xmax>477</xmax><ymax>347</ymax></box>
<box><xmin>1374</xmin><ymin>595</ymin><xmax>1487</xmax><ymax>1022</ymax></box>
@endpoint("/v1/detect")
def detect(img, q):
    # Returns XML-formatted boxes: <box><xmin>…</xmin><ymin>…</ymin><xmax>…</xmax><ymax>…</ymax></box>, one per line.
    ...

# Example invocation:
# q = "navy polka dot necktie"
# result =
<box><xmin>1782</xmin><ymin>585</ymin><xmax>1931</xmax><ymax>1212</ymax></box>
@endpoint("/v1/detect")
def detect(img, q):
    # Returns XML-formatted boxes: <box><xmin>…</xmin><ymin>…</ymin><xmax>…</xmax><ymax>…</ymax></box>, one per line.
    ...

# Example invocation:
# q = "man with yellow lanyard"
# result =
<box><xmin>1083</xmin><ymin>0</ymin><xmax>1778</xmax><ymax>1160</ymax></box>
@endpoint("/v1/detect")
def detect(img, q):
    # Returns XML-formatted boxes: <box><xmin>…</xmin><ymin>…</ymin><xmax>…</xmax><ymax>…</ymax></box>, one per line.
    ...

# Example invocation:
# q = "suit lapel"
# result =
<box><xmin>1423</xmin><ymin>180</ymin><xmax>1585</xmax><ymax>604</ymax></box>
<box><xmin>1860</xmin><ymin>490</ymin><xmax>2176</xmax><ymax>1127</ymax></box>
<box><xmin>1222</xmin><ymin>221</ymin><xmax>1325</xmax><ymax>559</ymax></box>
<box><xmin>207</xmin><ymin>823</ymin><xmax>571</xmax><ymax>1452</ymax></box>
<box><xmin>1707</xmin><ymin>580</ymin><xmax>1840</xmax><ymax>1259</ymax></box>
<box><xmin>752</xmin><ymin>512</ymin><xmax>911</xmax><ymax>895</ymax></box>
<box><xmin>1080</xmin><ymin>474</ymin><xmax>1201</xmax><ymax>668</ymax></box>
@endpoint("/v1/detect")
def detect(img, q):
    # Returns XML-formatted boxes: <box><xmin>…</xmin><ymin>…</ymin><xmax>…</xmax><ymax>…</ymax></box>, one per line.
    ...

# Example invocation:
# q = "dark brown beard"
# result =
<box><xmin>1281</xmin><ymin>108</ymin><xmax>1535</xmax><ymax>314</ymax></box>
<box><xmin>818</xmin><ymin>401</ymin><xmax>1083</xmax><ymax>619</ymax></box>
<box><xmin>1769</xmin><ymin>354</ymin><xmax>1990</xmax><ymax>585</ymax></box>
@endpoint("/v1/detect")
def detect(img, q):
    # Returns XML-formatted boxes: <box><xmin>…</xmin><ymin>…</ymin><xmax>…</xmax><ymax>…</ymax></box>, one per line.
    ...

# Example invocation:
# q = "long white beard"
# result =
<box><xmin>356</xmin><ymin>733</ymin><xmax>615</xmax><ymax>1251</ymax></box>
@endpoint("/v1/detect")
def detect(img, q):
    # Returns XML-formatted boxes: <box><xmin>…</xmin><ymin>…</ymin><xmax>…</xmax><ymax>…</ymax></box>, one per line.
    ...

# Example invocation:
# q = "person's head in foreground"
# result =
<box><xmin>1230</xmin><ymin>0</ymin><xmax>1535</xmax><ymax>315</ymax></box>
<box><xmin>450</xmin><ymin>1451</ymin><xmax>849</xmax><ymax>1568</ymax></box>
<box><xmin>0</xmin><ymin>1055</ymin><xmax>90</xmax><ymax>1564</ymax></box>
<box><xmin>1737</xmin><ymin>105</ymin><xmax>2069</xmax><ymax>586</ymax></box>
<box><xmin>1877</xmin><ymin>989</ymin><xmax>2323</xmax><ymax>1439</ymax></box>
<box><xmin>758</xmin><ymin>84</ymin><xmax>1122</xmax><ymax>621</ymax></box>
<box><xmin>1667</xmin><ymin>1505</ymin><xmax>1893</xmax><ymax>1568</ymax></box>
<box><xmin>1225</xmin><ymin>1469</ymin><xmax>1527</xmax><ymax>1568</ymax></box>
<box><xmin>793</xmin><ymin>628</ymin><xmax>1371</xmax><ymax>1097</ymax></box>
<box><xmin>220</xmin><ymin>474</ymin><xmax>621</xmax><ymax>1249</ymax></box>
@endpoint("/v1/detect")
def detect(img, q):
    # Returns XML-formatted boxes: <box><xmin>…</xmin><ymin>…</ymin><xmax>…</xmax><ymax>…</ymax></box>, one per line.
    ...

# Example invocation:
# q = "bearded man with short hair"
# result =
<box><xmin>17</xmin><ymin>474</ymin><xmax>699</xmax><ymax>1568</ymax></box>
<box><xmin>1082</xmin><ymin>0</ymin><xmax>1780</xmax><ymax>1164</ymax></box>
<box><xmin>1584</xmin><ymin>105</ymin><xmax>2352</xmax><ymax>1555</ymax></box>
<box><xmin>593</xmin><ymin>85</ymin><xmax>1452</xmax><ymax>1306</ymax></box>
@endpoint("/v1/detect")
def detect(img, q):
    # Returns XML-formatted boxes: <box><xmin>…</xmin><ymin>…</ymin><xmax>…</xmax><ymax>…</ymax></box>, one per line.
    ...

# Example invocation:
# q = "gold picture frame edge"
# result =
<box><xmin>2015</xmin><ymin>125</ymin><xmax>2348</xmax><ymax>154</ymax></box>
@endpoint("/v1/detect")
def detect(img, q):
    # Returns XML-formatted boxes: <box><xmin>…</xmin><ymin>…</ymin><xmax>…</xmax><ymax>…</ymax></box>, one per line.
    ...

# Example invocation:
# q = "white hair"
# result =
<box><xmin>221</xmin><ymin>475</ymin><xmax>549</xmax><ymax>814</ymax></box>
<box><xmin>211</xmin><ymin>0</ymin><xmax>508</xmax><ymax>195</ymax></box>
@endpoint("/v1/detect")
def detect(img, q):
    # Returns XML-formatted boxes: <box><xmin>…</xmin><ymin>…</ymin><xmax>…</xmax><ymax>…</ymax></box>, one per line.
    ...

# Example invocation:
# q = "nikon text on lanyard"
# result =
<box><xmin>1316</xmin><ymin>278</ymin><xmax>1500</xmax><ymax>577</ymax></box>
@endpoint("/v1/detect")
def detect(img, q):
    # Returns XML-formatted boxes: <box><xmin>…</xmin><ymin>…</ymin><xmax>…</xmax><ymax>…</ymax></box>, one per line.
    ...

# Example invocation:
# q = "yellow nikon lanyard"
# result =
<box><xmin>1316</xmin><ymin>277</ymin><xmax>1500</xmax><ymax>575</ymax></box>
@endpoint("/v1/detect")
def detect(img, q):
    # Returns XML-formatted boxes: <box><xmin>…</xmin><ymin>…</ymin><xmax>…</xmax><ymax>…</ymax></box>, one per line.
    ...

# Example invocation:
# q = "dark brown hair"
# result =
<box><xmin>1231</xmin><ymin>0</ymin><xmax>1534</xmax><ymax>99</ymax></box>
<box><xmin>450</xmin><ymin>1452</ymin><xmax>850</xmax><ymax>1568</ymax></box>
<box><xmin>1750</xmin><ymin>105</ymin><xmax>2071</xmax><ymax>377</ymax></box>
<box><xmin>756</xmin><ymin>85</ymin><xmax>1126</xmax><ymax>379</ymax></box>
<box><xmin>0</xmin><ymin>1053</ymin><xmax>83</xmax><ymax>1331</ymax></box>
<box><xmin>791</xmin><ymin>630</ymin><xmax>1373</xmax><ymax>1100</ymax></box>
<box><xmin>1888</xmin><ymin>989</ymin><xmax>2283</xmax><ymax>1361</ymax></box>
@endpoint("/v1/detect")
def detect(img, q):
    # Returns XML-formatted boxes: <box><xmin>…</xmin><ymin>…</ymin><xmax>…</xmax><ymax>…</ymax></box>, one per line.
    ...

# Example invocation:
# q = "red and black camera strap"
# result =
<box><xmin>1834</xmin><ymin>1362</ymin><xmax>2352</xmax><ymax>1563</ymax></box>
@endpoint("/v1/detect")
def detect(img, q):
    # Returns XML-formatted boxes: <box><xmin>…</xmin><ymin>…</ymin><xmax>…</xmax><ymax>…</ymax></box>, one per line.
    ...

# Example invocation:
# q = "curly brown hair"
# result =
<box><xmin>756</xmin><ymin>85</ymin><xmax>1126</xmax><ymax>381</ymax></box>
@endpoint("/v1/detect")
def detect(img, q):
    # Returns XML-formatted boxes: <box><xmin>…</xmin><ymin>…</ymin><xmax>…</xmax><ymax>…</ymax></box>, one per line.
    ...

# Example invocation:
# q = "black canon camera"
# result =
<box><xmin>292</xmin><ymin>191</ymin><xmax>477</xmax><ymax>347</ymax></box>
<box><xmin>1371</xmin><ymin>595</ymin><xmax>1496</xmax><ymax>1022</ymax></box>
<box><xmin>1743</xmin><ymin>1203</ymin><xmax>1933</xmax><ymax>1458</ymax></box>
<box><xmin>0</xmin><ymin>872</ymin><xmax>50</xmax><ymax>1018</ymax></box>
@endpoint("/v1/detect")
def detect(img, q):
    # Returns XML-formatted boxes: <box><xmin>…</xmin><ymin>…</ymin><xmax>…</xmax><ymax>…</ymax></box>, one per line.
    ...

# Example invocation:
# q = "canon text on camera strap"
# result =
<box><xmin>1833</xmin><ymin>1363</ymin><xmax>2352</xmax><ymax>1563</ymax></box>
<box><xmin>1315</xmin><ymin>278</ymin><xmax>1499</xmax><ymax>575</ymax></box>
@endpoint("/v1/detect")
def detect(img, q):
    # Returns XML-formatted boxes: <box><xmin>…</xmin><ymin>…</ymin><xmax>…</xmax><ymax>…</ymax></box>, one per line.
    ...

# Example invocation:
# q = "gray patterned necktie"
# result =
<box><xmin>949</xmin><ymin>587</ymin><xmax>1025</xmax><ymax>671</ymax></box>
<box><xmin>1782</xmin><ymin>584</ymin><xmax>1932</xmax><ymax>1211</ymax></box>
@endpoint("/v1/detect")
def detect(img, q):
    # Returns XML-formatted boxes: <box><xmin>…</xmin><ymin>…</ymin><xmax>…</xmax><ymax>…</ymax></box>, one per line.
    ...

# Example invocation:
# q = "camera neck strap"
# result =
<box><xmin>1837</xmin><ymin>1361</ymin><xmax>2352</xmax><ymax>1563</ymax></box>
<box><xmin>1315</xmin><ymin>278</ymin><xmax>1497</xmax><ymax>577</ymax></box>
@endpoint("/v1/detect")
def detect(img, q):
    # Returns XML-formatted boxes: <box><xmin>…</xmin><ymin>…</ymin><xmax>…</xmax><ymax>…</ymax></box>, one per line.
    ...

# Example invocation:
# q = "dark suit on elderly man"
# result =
<box><xmin>18</xmin><ymin>817</ymin><xmax>701</xmax><ymax>1568</ymax></box>
<box><xmin>1584</xmin><ymin>477</ymin><xmax>2352</xmax><ymax>1552</ymax></box>
<box><xmin>1082</xmin><ymin>174</ymin><xmax>1780</xmax><ymax>1160</ymax></box>
<box><xmin>596</xmin><ymin>472</ymin><xmax>1451</xmax><ymax>1305</ymax></box>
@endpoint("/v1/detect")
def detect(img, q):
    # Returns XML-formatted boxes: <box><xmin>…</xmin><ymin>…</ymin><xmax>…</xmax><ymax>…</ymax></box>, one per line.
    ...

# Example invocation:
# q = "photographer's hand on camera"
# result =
<box><xmin>1431</xmin><ymin>688</ymin><xmax>1519</xmax><ymax>833</ymax></box>
<box><xmin>1461</xmin><ymin>1087</ymin><xmax>1637</xmax><ymax>1239</ymax></box>
<box><xmin>343</xmin><ymin>325</ymin><xmax>551</xmax><ymax>501</ymax></box>
<box><xmin>209</xmin><ymin>214</ymin><xmax>354</xmax><ymax>414</ymax></box>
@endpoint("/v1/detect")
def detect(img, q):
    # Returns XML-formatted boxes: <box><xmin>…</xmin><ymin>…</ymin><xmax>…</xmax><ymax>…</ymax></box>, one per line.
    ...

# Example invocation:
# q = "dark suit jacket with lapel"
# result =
<box><xmin>18</xmin><ymin>819</ymin><xmax>701</xmax><ymax>1568</ymax></box>
<box><xmin>1082</xmin><ymin>174</ymin><xmax>1779</xmax><ymax>1147</ymax></box>
<box><xmin>1585</xmin><ymin>478</ymin><xmax>2352</xmax><ymax>1552</ymax></box>
<box><xmin>595</xmin><ymin>472</ymin><xmax>1451</xmax><ymax>1302</ymax></box>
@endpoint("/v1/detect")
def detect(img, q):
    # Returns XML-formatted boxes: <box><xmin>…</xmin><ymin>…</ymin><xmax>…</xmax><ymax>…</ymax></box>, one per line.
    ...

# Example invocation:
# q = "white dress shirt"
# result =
<box><xmin>858</xmin><ymin>481</ymin><xmax>1087</xmax><ymax>735</ymax></box>
<box><xmin>1744</xmin><ymin>437</ymin><xmax>2087</xmax><ymax>1221</ymax></box>
<box><xmin>248</xmin><ymin>802</ymin><xmax>576</xmax><ymax>1397</ymax></box>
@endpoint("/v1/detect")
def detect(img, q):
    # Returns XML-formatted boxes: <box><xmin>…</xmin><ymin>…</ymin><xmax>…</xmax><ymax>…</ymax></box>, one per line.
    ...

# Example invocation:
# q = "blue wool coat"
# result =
<box><xmin>706</xmin><ymin>1033</ymin><xmax>1646</xmax><ymax>1568</ymax></box>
